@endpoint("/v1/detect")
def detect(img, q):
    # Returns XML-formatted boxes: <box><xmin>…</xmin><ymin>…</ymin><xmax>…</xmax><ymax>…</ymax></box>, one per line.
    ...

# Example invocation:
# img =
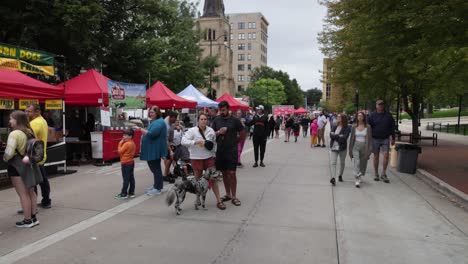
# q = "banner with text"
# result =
<box><xmin>0</xmin><ymin>42</ymin><xmax>55</xmax><ymax>76</ymax></box>
<box><xmin>107</xmin><ymin>80</ymin><xmax>146</xmax><ymax>109</ymax></box>
<box><xmin>45</xmin><ymin>99</ymin><xmax>63</xmax><ymax>110</ymax></box>
<box><xmin>19</xmin><ymin>99</ymin><xmax>39</xmax><ymax>109</ymax></box>
<box><xmin>0</xmin><ymin>98</ymin><xmax>14</xmax><ymax>110</ymax></box>
<box><xmin>272</xmin><ymin>105</ymin><xmax>295</xmax><ymax>117</ymax></box>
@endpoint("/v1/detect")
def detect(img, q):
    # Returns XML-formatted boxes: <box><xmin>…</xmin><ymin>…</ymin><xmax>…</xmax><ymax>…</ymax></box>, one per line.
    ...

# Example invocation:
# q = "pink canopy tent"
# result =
<box><xmin>0</xmin><ymin>68</ymin><xmax>64</xmax><ymax>100</ymax></box>
<box><xmin>146</xmin><ymin>81</ymin><xmax>197</xmax><ymax>109</ymax></box>
<box><xmin>216</xmin><ymin>93</ymin><xmax>250</xmax><ymax>111</ymax></box>
<box><xmin>56</xmin><ymin>69</ymin><xmax>110</xmax><ymax>106</ymax></box>
<box><xmin>294</xmin><ymin>107</ymin><xmax>309</xmax><ymax>114</ymax></box>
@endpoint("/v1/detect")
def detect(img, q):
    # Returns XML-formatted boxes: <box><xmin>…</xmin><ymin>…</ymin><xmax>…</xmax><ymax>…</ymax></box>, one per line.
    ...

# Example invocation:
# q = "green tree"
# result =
<box><xmin>319</xmin><ymin>0</ymin><xmax>468</xmax><ymax>140</ymax></box>
<box><xmin>247</xmin><ymin>79</ymin><xmax>286</xmax><ymax>108</ymax></box>
<box><xmin>305</xmin><ymin>88</ymin><xmax>323</xmax><ymax>108</ymax></box>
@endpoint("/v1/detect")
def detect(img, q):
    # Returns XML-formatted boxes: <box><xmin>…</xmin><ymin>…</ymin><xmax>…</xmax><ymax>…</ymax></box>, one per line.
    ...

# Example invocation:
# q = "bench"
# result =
<box><xmin>411</xmin><ymin>132</ymin><xmax>438</xmax><ymax>146</ymax></box>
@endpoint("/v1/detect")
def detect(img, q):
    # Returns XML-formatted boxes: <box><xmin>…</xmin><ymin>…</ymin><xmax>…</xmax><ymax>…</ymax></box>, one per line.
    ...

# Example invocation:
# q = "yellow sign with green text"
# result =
<box><xmin>0</xmin><ymin>98</ymin><xmax>14</xmax><ymax>110</ymax></box>
<box><xmin>19</xmin><ymin>99</ymin><xmax>39</xmax><ymax>109</ymax></box>
<box><xmin>0</xmin><ymin>43</ymin><xmax>55</xmax><ymax>76</ymax></box>
<box><xmin>45</xmin><ymin>99</ymin><xmax>63</xmax><ymax>110</ymax></box>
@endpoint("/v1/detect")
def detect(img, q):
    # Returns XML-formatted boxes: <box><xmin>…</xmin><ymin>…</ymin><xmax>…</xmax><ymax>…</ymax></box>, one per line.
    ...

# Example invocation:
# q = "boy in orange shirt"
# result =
<box><xmin>115</xmin><ymin>129</ymin><xmax>136</xmax><ymax>199</ymax></box>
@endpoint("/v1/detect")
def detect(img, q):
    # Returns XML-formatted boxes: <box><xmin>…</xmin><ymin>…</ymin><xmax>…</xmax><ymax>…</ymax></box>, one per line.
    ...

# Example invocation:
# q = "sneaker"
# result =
<box><xmin>16</xmin><ymin>219</ymin><xmax>34</xmax><ymax>228</ymax></box>
<box><xmin>338</xmin><ymin>176</ymin><xmax>343</xmax><ymax>182</ymax></box>
<box><xmin>355</xmin><ymin>176</ymin><xmax>361</xmax><ymax>188</ymax></box>
<box><xmin>381</xmin><ymin>175</ymin><xmax>390</xmax><ymax>183</ymax></box>
<box><xmin>260</xmin><ymin>162</ymin><xmax>266</xmax><ymax>167</ymax></box>
<box><xmin>330</xmin><ymin>178</ymin><xmax>336</xmax><ymax>186</ymax></box>
<box><xmin>253</xmin><ymin>163</ymin><xmax>258</xmax><ymax>168</ymax></box>
<box><xmin>322</xmin><ymin>144</ymin><xmax>326</xmax><ymax>148</ymax></box>
<box><xmin>146</xmin><ymin>189</ymin><xmax>162</xmax><ymax>196</ymax></box>
<box><xmin>38</xmin><ymin>203</ymin><xmax>51</xmax><ymax>209</ymax></box>
<box><xmin>374</xmin><ymin>175</ymin><xmax>380</xmax><ymax>181</ymax></box>
<box><xmin>146</xmin><ymin>186</ymin><xmax>155</xmax><ymax>192</ymax></box>
<box><xmin>32</xmin><ymin>217</ymin><xmax>40</xmax><ymax>227</ymax></box>
<box><xmin>114</xmin><ymin>193</ymin><xmax>128</xmax><ymax>200</ymax></box>
<box><xmin>129</xmin><ymin>193</ymin><xmax>136</xmax><ymax>198</ymax></box>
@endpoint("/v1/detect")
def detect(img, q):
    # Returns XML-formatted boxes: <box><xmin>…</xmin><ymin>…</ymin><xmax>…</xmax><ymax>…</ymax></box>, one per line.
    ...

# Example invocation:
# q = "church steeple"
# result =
<box><xmin>202</xmin><ymin>0</ymin><xmax>225</xmax><ymax>18</ymax></box>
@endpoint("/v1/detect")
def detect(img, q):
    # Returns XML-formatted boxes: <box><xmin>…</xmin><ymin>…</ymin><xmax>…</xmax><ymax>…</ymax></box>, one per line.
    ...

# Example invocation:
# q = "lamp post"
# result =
<box><xmin>208</xmin><ymin>34</ymin><xmax>228</xmax><ymax>99</ymax></box>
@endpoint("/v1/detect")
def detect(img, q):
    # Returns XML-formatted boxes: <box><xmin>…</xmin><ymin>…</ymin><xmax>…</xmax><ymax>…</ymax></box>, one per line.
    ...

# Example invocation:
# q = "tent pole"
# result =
<box><xmin>62</xmin><ymin>99</ymin><xmax>67</xmax><ymax>173</ymax></box>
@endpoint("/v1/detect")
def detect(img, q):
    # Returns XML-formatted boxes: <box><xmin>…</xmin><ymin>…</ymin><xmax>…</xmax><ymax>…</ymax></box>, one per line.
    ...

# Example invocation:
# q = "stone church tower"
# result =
<box><xmin>196</xmin><ymin>0</ymin><xmax>235</xmax><ymax>98</ymax></box>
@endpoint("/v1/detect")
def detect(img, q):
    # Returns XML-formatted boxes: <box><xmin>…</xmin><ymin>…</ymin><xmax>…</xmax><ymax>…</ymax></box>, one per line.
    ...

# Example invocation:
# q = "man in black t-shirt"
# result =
<box><xmin>247</xmin><ymin>105</ymin><xmax>269</xmax><ymax>167</ymax></box>
<box><xmin>211</xmin><ymin>100</ymin><xmax>243</xmax><ymax>207</ymax></box>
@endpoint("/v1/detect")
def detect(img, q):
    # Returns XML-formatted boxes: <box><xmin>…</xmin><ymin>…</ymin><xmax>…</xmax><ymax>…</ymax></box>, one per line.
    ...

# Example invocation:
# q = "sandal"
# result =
<box><xmin>217</xmin><ymin>202</ymin><xmax>226</xmax><ymax>210</ymax></box>
<box><xmin>221</xmin><ymin>195</ymin><xmax>231</xmax><ymax>202</ymax></box>
<box><xmin>231</xmin><ymin>198</ymin><xmax>241</xmax><ymax>206</ymax></box>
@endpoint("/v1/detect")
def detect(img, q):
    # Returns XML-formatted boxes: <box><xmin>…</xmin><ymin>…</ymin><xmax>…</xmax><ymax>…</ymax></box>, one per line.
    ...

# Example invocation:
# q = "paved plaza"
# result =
<box><xmin>0</xmin><ymin>131</ymin><xmax>467</xmax><ymax>264</ymax></box>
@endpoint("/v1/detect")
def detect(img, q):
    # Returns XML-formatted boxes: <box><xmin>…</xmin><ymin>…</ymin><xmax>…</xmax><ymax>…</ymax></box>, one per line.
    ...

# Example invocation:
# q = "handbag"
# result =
<box><xmin>198</xmin><ymin>127</ymin><xmax>214</xmax><ymax>151</ymax></box>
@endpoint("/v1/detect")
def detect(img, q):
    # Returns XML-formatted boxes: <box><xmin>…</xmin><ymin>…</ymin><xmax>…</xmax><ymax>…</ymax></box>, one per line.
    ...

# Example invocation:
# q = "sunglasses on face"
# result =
<box><xmin>378</xmin><ymin>103</ymin><xmax>384</xmax><ymax>105</ymax></box>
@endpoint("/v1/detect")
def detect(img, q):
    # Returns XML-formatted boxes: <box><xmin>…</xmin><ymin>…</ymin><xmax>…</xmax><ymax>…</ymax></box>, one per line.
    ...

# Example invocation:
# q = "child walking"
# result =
<box><xmin>310</xmin><ymin>118</ymin><xmax>318</xmax><ymax>147</ymax></box>
<box><xmin>115</xmin><ymin>128</ymin><xmax>136</xmax><ymax>199</ymax></box>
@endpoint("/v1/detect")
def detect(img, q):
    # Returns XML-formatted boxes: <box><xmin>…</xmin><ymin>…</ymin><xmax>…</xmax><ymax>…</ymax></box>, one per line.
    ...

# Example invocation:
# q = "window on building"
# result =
<box><xmin>247</xmin><ymin>64</ymin><xmax>252</xmax><ymax>70</ymax></box>
<box><xmin>326</xmin><ymin>83</ymin><xmax>331</xmax><ymax>100</ymax></box>
<box><xmin>238</xmin><ymin>85</ymin><xmax>244</xmax><ymax>91</ymax></box>
<box><xmin>252</xmin><ymin>33</ymin><xmax>256</xmax><ymax>39</ymax></box>
<box><xmin>230</xmin><ymin>44</ymin><xmax>233</xmax><ymax>50</ymax></box>
<box><xmin>247</xmin><ymin>54</ymin><xmax>252</xmax><ymax>61</ymax></box>
<box><xmin>238</xmin><ymin>22</ymin><xmax>245</xmax><ymax>29</ymax></box>
<box><xmin>238</xmin><ymin>75</ymin><xmax>245</xmax><ymax>82</ymax></box>
<box><xmin>238</xmin><ymin>33</ymin><xmax>245</xmax><ymax>40</ymax></box>
<box><xmin>247</xmin><ymin>43</ymin><xmax>252</xmax><ymax>50</ymax></box>
<box><xmin>238</xmin><ymin>43</ymin><xmax>245</xmax><ymax>50</ymax></box>
<box><xmin>238</xmin><ymin>54</ymin><xmax>245</xmax><ymax>61</ymax></box>
<box><xmin>248</xmin><ymin>33</ymin><xmax>252</xmax><ymax>40</ymax></box>
<box><xmin>246</xmin><ymin>75</ymin><xmax>251</xmax><ymax>82</ymax></box>
<box><xmin>238</xmin><ymin>64</ymin><xmax>245</xmax><ymax>71</ymax></box>
<box><xmin>230</xmin><ymin>34</ymin><xmax>234</xmax><ymax>40</ymax></box>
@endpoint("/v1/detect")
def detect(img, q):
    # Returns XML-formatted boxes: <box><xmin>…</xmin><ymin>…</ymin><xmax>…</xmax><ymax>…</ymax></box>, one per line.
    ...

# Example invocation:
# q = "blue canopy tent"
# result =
<box><xmin>177</xmin><ymin>84</ymin><xmax>218</xmax><ymax>108</ymax></box>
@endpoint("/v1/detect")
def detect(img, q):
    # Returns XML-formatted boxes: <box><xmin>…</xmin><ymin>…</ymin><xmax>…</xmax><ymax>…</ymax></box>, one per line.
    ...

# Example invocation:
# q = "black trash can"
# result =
<box><xmin>395</xmin><ymin>144</ymin><xmax>422</xmax><ymax>174</ymax></box>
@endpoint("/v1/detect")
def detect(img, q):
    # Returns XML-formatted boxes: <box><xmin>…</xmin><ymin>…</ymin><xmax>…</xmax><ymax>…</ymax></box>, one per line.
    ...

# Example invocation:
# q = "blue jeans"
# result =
<box><xmin>34</xmin><ymin>165</ymin><xmax>51</xmax><ymax>205</ymax></box>
<box><xmin>147</xmin><ymin>159</ymin><xmax>163</xmax><ymax>190</ymax></box>
<box><xmin>121</xmin><ymin>163</ymin><xmax>135</xmax><ymax>195</ymax></box>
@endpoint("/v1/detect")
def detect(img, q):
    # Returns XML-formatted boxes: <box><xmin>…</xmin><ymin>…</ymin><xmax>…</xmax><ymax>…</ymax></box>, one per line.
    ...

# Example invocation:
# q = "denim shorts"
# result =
<box><xmin>372</xmin><ymin>138</ymin><xmax>390</xmax><ymax>154</ymax></box>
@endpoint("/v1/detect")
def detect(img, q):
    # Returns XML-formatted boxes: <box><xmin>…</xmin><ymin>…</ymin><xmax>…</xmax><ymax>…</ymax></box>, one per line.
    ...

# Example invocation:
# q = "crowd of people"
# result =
<box><xmin>2</xmin><ymin>99</ymin><xmax>395</xmax><ymax>228</ymax></box>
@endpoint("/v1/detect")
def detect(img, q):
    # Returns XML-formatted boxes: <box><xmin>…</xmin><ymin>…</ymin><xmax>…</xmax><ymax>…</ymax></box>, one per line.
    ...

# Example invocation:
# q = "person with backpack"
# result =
<box><xmin>25</xmin><ymin>103</ymin><xmax>51</xmax><ymax>209</ymax></box>
<box><xmin>3</xmin><ymin>111</ymin><xmax>43</xmax><ymax>228</ymax></box>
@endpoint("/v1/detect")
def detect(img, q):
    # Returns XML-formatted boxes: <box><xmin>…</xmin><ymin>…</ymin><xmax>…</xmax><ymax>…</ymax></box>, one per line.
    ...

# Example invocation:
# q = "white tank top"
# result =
<box><xmin>355</xmin><ymin>127</ymin><xmax>367</xmax><ymax>143</ymax></box>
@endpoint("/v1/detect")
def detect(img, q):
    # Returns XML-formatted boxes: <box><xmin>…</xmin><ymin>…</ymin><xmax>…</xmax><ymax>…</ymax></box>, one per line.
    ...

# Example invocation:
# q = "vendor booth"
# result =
<box><xmin>177</xmin><ymin>84</ymin><xmax>219</xmax><ymax>108</ymax></box>
<box><xmin>57</xmin><ymin>69</ymin><xmax>143</xmax><ymax>162</ymax></box>
<box><xmin>0</xmin><ymin>68</ymin><xmax>66</xmax><ymax>175</ymax></box>
<box><xmin>146</xmin><ymin>81</ymin><xmax>198</xmax><ymax>109</ymax></box>
<box><xmin>216</xmin><ymin>93</ymin><xmax>250</xmax><ymax>111</ymax></box>
<box><xmin>294</xmin><ymin>107</ymin><xmax>309</xmax><ymax>115</ymax></box>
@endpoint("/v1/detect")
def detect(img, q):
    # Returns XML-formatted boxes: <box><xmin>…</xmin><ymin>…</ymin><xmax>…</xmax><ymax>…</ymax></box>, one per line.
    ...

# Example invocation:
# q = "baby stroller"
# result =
<box><xmin>171</xmin><ymin>144</ymin><xmax>193</xmax><ymax>181</ymax></box>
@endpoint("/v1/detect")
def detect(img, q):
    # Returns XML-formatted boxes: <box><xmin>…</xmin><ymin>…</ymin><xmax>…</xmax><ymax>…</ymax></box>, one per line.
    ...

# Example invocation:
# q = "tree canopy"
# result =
<box><xmin>248</xmin><ymin>78</ymin><xmax>286</xmax><ymax>108</ymax></box>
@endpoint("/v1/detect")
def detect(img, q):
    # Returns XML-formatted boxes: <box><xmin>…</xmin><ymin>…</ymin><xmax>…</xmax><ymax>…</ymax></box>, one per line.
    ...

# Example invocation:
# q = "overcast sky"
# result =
<box><xmin>190</xmin><ymin>0</ymin><xmax>327</xmax><ymax>91</ymax></box>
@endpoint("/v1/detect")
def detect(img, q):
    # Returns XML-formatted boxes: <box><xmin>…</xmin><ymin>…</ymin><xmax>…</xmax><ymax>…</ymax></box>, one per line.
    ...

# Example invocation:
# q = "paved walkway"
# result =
<box><xmin>398</xmin><ymin>118</ymin><xmax>468</xmax><ymax>195</ymax></box>
<box><xmin>0</xmin><ymin>132</ymin><xmax>467</xmax><ymax>263</ymax></box>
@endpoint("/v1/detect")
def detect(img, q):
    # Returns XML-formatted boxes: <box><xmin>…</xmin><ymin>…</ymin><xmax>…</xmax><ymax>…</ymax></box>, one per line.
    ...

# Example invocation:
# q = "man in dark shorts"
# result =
<box><xmin>211</xmin><ymin>100</ymin><xmax>243</xmax><ymax>207</ymax></box>
<box><xmin>368</xmin><ymin>99</ymin><xmax>396</xmax><ymax>183</ymax></box>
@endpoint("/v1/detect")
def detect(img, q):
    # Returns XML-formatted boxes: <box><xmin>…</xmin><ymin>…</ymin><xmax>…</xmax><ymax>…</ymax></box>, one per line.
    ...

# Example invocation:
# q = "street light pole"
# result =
<box><xmin>208</xmin><ymin>33</ymin><xmax>228</xmax><ymax>99</ymax></box>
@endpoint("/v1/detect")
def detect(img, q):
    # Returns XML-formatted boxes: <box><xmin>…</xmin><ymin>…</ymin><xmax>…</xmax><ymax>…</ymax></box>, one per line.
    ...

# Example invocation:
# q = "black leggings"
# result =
<box><xmin>253</xmin><ymin>136</ymin><xmax>267</xmax><ymax>162</ymax></box>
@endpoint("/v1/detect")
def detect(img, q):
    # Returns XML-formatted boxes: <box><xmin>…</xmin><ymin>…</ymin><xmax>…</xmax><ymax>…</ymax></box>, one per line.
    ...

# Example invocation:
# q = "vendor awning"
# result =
<box><xmin>216</xmin><ymin>93</ymin><xmax>250</xmax><ymax>111</ymax></box>
<box><xmin>146</xmin><ymin>81</ymin><xmax>197</xmax><ymax>109</ymax></box>
<box><xmin>57</xmin><ymin>69</ymin><xmax>110</xmax><ymax>106</ymax></box>
<box><xmin>177</xmin><ymin>84</ymin><xmax>218</xmax><ymax>108</ymax></box>
<box><xmin>0</xmin><ymin>68</ymin><xmax>64</xmax><ymax>100</ymax></box>
<box><xmin>294</xmin><ymin>107</ymin><xmax>309</xmax><ymax>114</ymax></box>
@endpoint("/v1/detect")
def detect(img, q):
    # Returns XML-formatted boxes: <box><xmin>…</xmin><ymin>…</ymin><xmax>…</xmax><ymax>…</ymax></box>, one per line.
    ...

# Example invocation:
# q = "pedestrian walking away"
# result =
<box><xmin>329</xmin><ymin>114</ymin><xmax>351</xmax><ymax>186</ymax></box>
<box><xmin>25</xmin><ymin>103</ymin><xmax>51</xmax><ymax>209</ymax></box>
<box><xmin>246</xmin><ymin>105</ymin><xmax>269</xmax><ymax>167</ymax></box>
<box><xmin>4</xmin><ymin>111</ymin><xmax>43</xmax><ymax>228</ymax></box>
<box><xmin>368</xmin><ymin>99</ymin><xmax>396</xmax><ymax>183</ymax></box>
<box><xmin>301</xmin><ymin>115</ymin><xmax>310</xmax><ymax>137</ymax></box>
<box><xmin>317</xmin><ymin>111</ymin><xmax>328</xmax><ymax>147</ymax></box>
<box><xmin>293</xmin><ymin>119</ymin><xmax>300</xmax><ymax>142</ymax></box>
<box><xmin>211</xmin><ymin>100</ymin><xmax>243</xmax><ymax>207</ymax></box>
<box><xmin>268</xmin><ymin>115</ymin><xmax>276</xmax><ymax>139</ymax></box>
<box><xmin>274</xmin><ymin>115</ymin><xmax>281</xmax><ymax>138</ymax></box>
<box><xmin>115</xmin><ymin>128</ymin><xmax>136</xmax><ymax>199</ymax></box>
<box><xmin>348</xmin><ymin>112</ymin><xmax>373</xmax><ymax>188</ymax></box>
<box><xmin>284</xmin><ymin>114</ymin><xmax>294</xmax><ymax>142</ymax></box>
<box><xmin>182</xmin><ymin>113</ymin><xmax>225</xmax><ymax>210</ymax></box>
<box><xmin>310</xmin><ymin>117</ymin><xmax>318</xmax><ymax>147</ymax></box>
<box><xmin>136</xmin><ymin>106</ymin><xmax>168</xmax><ymax>196</ymax></box>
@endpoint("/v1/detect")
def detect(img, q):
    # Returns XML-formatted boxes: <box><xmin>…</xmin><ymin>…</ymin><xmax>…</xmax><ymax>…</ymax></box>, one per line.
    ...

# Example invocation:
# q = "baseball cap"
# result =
<box><xmin>256</xmin><ymin>105</ymin><xmax>264</xmax><ymax>110</ymax></box>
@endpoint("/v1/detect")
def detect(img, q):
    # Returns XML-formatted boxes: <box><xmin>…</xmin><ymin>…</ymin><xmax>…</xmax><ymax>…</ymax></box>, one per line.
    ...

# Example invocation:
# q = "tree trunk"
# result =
<box><xmin>410</xmin><ymin>93</ymin><xmax>421</xmax><ymax>144</ymax></box>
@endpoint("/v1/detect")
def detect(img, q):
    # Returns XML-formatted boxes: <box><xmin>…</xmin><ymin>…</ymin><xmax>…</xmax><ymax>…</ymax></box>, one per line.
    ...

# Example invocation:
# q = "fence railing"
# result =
<box><xmin>426</xmin><ymin>122</ymin><xmax>468</xmax><ymax>135</ymax></box>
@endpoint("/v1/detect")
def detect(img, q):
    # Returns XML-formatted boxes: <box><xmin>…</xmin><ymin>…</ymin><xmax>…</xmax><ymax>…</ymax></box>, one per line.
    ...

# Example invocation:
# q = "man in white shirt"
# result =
<box><xmin>317</xmin><ymin>111</ymin><xmax>328</xmax><ymax>147</ymax></box>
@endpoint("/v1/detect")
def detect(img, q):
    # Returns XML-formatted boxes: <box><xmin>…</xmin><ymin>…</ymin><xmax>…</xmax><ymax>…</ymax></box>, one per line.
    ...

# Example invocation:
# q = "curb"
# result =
<box><xmin>416</xmin><ymin>168</ymin><xmax>468</xmax><ymax>208</ymax></box>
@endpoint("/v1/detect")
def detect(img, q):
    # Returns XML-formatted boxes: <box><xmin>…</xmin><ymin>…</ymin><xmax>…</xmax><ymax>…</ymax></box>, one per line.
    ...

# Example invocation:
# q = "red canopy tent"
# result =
<box><xmin>216</xmin><ymin>93</ymin><xmax>250</xmax><ymax>111</ymax></box>
<box><xmin>294</xmin><ymin>107</ymin><xmax>309</xmax><ymax>114</ymax></box>
<box><xmin>57</xmin><ymin>69</ymin><xmax>110</xmax><ymax>106</ymax></box>
<box><xmin>146</xmin><ymin>81</ymin><xmax>197</xmax><ymax>109</ymax></box>
<box><xmin>0</xmin><ymin>69</ymin><xmax>64</xmax><ymax>100</ymax></box>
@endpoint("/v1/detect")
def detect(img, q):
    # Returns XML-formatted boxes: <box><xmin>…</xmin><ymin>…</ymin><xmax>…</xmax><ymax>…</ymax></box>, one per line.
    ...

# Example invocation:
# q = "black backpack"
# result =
<box><xmin>25</xmin><ymin>138</ymin><xmax>45</xmax><ymax>164</ymax></box>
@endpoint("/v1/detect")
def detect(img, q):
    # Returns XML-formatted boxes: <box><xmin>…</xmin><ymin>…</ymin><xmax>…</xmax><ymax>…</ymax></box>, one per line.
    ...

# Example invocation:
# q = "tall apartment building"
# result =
<box><xmin>227</xmin><ymin>13</ymin><xmax>269</xmax><ymax>93</ymax></box>
<box><xmin>322</xmin><ymin>58</ymin><xmax>346</xmax><ymax>112</ymax></box>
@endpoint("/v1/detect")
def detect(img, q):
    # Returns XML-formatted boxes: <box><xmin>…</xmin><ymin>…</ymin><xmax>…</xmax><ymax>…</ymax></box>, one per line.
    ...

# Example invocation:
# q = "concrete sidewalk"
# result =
<box><xmin>0</xmin><ymin>133</ymin><xmax>467</xmax><ymax>264</ymax></box>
